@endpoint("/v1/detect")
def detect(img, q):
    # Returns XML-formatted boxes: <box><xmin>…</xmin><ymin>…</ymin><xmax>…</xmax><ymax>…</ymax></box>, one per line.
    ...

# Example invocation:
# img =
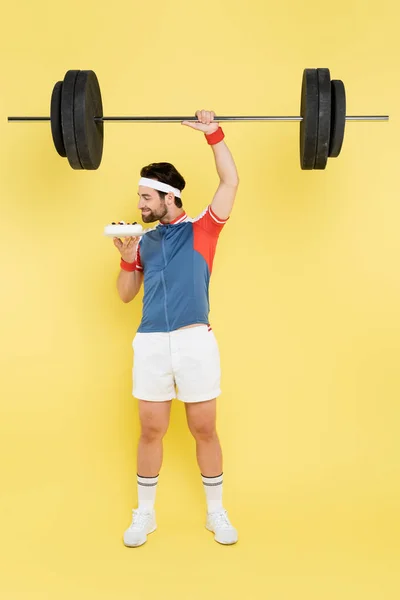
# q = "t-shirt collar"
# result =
<box><xmin>159</xmin><ymin>212</ymin><xmax>187</xmax><ymax>226</ymax></box>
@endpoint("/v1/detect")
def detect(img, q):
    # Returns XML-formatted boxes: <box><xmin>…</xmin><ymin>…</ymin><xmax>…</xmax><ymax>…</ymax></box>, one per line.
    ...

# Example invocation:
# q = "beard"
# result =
<box><xmin>141</xmin><ymin>203</ymin><xmax>168</xmax><ymax>223</ymax></box>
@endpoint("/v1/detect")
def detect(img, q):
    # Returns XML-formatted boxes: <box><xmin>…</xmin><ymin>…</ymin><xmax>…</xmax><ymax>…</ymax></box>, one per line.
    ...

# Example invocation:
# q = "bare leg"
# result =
<box><xmin>137</xmin><ymin>400</ymin><xmax>172</xmax><ymax>476</ymax></box>
<box><xmin>185</xmin><ymin>399</ymin><xmax>222</xmax><ymax>476</ymax></box>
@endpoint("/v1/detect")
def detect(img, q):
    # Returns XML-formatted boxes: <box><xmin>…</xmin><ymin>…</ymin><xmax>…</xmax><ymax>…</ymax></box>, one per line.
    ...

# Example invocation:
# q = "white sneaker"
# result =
<box><xmin>206</xmin><ymin>509</ymin><xmax>238</xmax><ymax>545</ymax></box>
<box><xmin>123</xmin><ymin>509</ymin><xmax>157</xmax><ymax>547</ymax></box>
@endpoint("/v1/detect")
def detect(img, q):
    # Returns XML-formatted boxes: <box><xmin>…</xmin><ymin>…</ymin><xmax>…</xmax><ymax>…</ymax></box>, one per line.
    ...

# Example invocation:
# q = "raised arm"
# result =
<box><xmin>182</xmin><ymin>110</ymin><xmax>239</xmax><ymax>220</ymax></box>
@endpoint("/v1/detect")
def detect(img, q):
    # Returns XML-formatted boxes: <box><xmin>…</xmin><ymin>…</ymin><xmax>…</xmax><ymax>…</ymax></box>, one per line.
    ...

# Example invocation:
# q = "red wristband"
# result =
<box><xmin>205</xmin><ymin>127</ymin><xmax>225</xmax><ymax>145</ymax></box>
<box><xmin>120</xmin><ymin>258</ymin><xmax>137</xmax><ymax>272</ymax></box>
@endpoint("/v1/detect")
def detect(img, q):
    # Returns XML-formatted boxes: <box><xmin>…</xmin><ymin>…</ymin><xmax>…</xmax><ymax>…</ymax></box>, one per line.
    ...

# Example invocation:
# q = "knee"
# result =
<box><xmin>140</xmin><ymin>423</ymin><xmax>168</xmax><ymax>443</ymax></box>
<box><xmin>190</xmin><ymin>421</ymin><xmax>217</xmax><ymax>443</ymax></box>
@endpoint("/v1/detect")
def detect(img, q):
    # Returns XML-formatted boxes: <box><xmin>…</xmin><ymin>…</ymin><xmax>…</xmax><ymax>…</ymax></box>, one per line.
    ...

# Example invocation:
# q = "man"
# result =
<box><xmin>113</xmin><ymin>110</ymin><xmax>239</xmax><ymax>547</ymax></box>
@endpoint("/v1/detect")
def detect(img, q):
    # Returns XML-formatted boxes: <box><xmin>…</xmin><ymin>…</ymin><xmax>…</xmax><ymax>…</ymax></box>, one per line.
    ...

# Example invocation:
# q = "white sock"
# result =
<box><xmin>201</xmin><ymin>473</ymin><xmax>224</xmax><ymax>514</ymax></box>
<box><xmin>137</xmin><ymin>474</ymin><xmax>159</xmax><ymax>512</ymax></box>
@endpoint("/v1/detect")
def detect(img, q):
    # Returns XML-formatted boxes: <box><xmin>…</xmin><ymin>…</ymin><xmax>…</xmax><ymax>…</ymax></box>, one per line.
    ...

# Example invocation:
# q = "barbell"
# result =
<box><xmin>7</xmin><ymin>68</ymin><xmax>389</xmax><ymax>171</ymax></box>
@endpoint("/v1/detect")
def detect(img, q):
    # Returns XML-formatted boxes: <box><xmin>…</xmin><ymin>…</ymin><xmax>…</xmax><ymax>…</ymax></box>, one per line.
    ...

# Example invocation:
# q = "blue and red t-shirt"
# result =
<box><xmin>135</xmin><ymin>205</ymin><xmax>228</xmax><ymax>333</ymax></box>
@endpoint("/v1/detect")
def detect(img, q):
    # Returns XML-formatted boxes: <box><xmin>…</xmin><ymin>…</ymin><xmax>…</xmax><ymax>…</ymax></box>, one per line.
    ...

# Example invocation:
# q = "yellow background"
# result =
<box><xmin>0</xmin><ymin>0</ymin><xmax>399</xmax><ymax>598</ymax></box>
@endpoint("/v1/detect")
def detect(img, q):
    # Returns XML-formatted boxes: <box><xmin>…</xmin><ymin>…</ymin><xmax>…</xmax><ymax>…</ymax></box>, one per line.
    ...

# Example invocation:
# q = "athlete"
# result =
<box><xmin>113</xmin><ymin>110</ymin><xmax>239</xmax><ymax>547</ymax></box>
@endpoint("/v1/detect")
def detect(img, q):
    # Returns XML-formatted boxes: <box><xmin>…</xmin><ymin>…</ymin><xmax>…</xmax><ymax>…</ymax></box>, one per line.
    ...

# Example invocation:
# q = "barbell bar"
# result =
<box><xmin>8</xmin><ymin>116</ymin><xmax>388</xmax><ymax>122</ymax></box>
<box><xmin>7</xmin><ymin>68</ymin><xmax>389</xmax><ymax>171</ymax></box>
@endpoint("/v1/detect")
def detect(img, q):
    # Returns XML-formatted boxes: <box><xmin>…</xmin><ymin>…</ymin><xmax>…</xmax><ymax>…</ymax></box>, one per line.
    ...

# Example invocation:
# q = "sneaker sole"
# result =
<box><xmin>123</xmin><ymin>525</ymin><xmax>157</xmax><ymax>548</ymax></box>
<box><xmin>206</xmin><ymin>525</ymin><xmax>238</xmax><ymax>545</ymax></box>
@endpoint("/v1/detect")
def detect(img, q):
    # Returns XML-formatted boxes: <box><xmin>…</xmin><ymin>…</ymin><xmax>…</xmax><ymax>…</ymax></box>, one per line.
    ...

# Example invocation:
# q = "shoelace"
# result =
<box><xmin>211</xmin><ymin>511</ymin><xmax>233</xmax><ymax>530</ymax></box>
<box><xmin>128</xmin><ymin>509</ymin><xmax>152</xmax><ymax>531</ymax></box>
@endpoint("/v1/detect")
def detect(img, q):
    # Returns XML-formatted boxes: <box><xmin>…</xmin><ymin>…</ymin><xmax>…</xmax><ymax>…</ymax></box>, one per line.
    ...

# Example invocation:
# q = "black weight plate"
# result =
<box><xmin>300</xmin><ymin>69</ymin><xmax>319</xmax><ymax>170</ymax></box>
<box><xmin>314</xmin><ymin>68</ymin><xmax>331</xmax><ymax>170</ymax></box>
<box><xmin>61</xmin><ymin>70</ymin><xmax>83</xmax><ymax>170</ymax></box>
<box><xmin>50</xmin><ymin>81</ymin><xmax>66</xmax><ymax>157</ymax></box>
<box><xmin>329</xmin><ymin>80</ymin><xmax>346</xmax><ymax>158</ymax></box>
<box><xmin>74</xmin><ymin>70</ymin><xmax>104</xmax><ymax>170</ymax></box>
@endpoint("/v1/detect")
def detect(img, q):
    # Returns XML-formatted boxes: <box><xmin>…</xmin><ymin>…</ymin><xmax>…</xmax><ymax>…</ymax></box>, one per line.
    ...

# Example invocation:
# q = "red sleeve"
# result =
<box><xmin>192</xmin><ymin>205</ymin><xmax>229</xmax><ymax>273</ymax></box>
<box><xmin>136</xmin><ymin>242</ymin><xmax>143</xmax><ymax>271</ymax></box>
<box><xmin>192</xmin><ymin>205</ymin><xmax>229</xmax><ymax>237</ymax></box>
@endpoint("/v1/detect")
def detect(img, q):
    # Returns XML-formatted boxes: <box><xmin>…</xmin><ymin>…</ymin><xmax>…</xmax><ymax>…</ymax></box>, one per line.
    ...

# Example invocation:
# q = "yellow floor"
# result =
<box><xmin>2</xmin><ymin>437</ymin><xmax>399</xmax><ymax>600</ymax></box>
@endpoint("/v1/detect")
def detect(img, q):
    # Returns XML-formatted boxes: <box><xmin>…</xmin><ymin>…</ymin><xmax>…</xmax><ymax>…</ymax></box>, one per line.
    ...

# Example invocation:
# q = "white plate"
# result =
<box><xmin>104</xmin><ymin>224</ymin><xmax>145</xmax><ymax>238</ymax></box>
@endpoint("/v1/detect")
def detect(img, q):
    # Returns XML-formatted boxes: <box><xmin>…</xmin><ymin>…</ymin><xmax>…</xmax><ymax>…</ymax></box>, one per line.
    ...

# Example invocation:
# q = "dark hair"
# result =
<box><xmin>140</xmin><ymin>162</ymin><xmax>185</xmax><ymax>208</ymax></box>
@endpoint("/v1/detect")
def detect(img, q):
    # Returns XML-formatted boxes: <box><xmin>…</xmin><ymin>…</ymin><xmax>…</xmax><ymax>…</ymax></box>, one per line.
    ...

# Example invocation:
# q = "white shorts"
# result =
<box><xmin>132</xmin><ymin>325</ymin><xmax>221</xmax><ymax>403</ymax></box>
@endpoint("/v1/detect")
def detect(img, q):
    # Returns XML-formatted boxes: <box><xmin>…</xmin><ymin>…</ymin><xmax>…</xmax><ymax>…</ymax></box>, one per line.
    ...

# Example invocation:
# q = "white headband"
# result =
<box><xmin>138</xmin><ymin>177</ymin><xmax>181</xmax><ymax>198</ymax></box>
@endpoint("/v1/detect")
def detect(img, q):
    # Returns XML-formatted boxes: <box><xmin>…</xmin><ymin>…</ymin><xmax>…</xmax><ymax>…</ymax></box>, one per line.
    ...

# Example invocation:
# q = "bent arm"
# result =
<box><xmin>117</xmin><ymin>269</ymin><xmax>143</xmax><ymax>303</ymax></box>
